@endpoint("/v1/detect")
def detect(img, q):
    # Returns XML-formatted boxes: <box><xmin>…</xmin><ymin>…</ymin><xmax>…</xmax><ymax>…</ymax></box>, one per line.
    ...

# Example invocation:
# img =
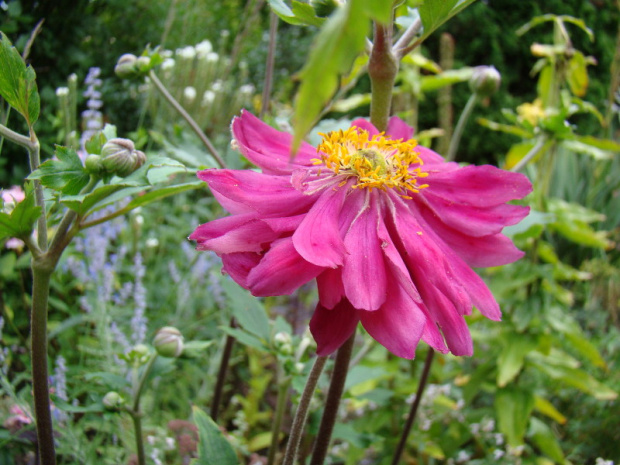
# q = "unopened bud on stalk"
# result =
<box><xmin>114</xmin><ymin>54</ymin><xmax>138</xmax><ymax>78</ymax></box>
<box><xmin>101</xmin><ymin>138</ymin><xmax>146</xmax><ymax>177</ymax></box>
<box><xmin>153</xmin><ymin>326</ymin><xmax>184</xmax><ymax>358</ymax></box>
<box><xmin>85</xmin><ymin>154</ymin><xmax>104</xmax><ymax>175</ymax></box>
<box><xmin>469</xmin><ymin>66</ymin><xmax>501</xmax><ymax>98</ymax></box>
<box><xmin>103</xmin><ymin>391</ymin><xmax>125</xmax><ymax>410</ymax></box>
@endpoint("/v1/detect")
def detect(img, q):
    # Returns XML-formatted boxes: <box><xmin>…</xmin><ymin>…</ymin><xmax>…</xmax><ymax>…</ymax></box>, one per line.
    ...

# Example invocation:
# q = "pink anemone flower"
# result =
<box><xmin>190</xmin><ymin>111</ymin><xmax>532</xmax><ymax>359</ymax></box>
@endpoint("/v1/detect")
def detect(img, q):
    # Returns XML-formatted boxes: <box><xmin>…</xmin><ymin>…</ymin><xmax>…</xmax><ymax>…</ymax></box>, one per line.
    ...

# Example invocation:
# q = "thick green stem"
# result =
<box><xmin>390</xmin><ymin>348</ymin><xmax>435</xmax><ymax>465</ymax></box>
<box><xmin>147</xmin><ymin>70</ymin><xmax>226</xmax><ymax>169</ymax></box>
<box><xmin>446</xmin><ymin>93</ymin><xmax>478</xmax><ymax>162</ymax></box>
<box><xmin>130</xmin><ymin>410</ymin><xmax>146</xmax><ymax>465</ymax></box>
<box><xmin>30</xmin><ymin>263</ymin><xmax>56</xmax><ymax>465</ymax></box>
<box><xmin>310</xmin><ymin>332</ymin><xmax>355</xmax><ymax>465</ymax></box>
<box><xmin>266</xmin><ymin>377</ymin><xmax>291</xmax><ymax>465</ymax></box>
<box><xmin>369</xmin><ymin>22</ymin><xmax>398</xmax><ymax>131</ymax></box>
<box><xmin>282</xmin><ymin>356</ymin><xmax>328</xmax><ymax>465</ymax></box>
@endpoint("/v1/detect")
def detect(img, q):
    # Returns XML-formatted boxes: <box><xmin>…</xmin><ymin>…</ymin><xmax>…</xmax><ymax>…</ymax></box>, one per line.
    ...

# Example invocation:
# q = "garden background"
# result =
<box><xmin>0</xmin><ymin>0</ymin><xmax>619</xmax><ymax>464</ymax></box>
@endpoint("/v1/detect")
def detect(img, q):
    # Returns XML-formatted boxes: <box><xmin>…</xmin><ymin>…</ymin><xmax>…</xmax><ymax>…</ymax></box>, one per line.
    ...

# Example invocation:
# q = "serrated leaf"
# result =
<box><xmin>495</xmin><ymin>387</ymin><xmax>535</xmax><ymax>447</ymax></box>
<box><xmin>28</xmin><ymin>146</ymin><xmax>90</xmax><ymax>195</ymax></box>
<box><xmin>191</xmin><ymin>407</ymin><xmax>239</xmax><ymax>465</ymax></box>
<box><xmin>0</xmin><ymin>32</ymin><xmax>40</xmax><ymax>125</ymax></box>
<box><xmin>292</xmin><ymin>0</ymin><xmax>368</xmax><ymax>152</ymax></box>
<box><xmin>0</xmin><ymin>190</ymin><xmax>42</xmax><ymax>240</ymax></box>
<box><xmin>417</xmin><ymin>0</ymin><xmax>477</xmax><ymax>41</ymax></box>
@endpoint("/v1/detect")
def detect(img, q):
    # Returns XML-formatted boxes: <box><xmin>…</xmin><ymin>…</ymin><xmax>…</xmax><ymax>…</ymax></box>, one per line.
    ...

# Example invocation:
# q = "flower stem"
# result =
<box><xmin>510</xmin><ymin>136</ymin><xmax>548</xmax><ymax>173</ymax></box>
<box><xmin>130</xmin><ymin>354</ymin><xmax>158</xmax><ymax>465</ymax></box>
<box><xmin>266</xmin><ymin>377</ymin><xmax>291</xmax><ymax>465</ymax></box>
<box><xmin>309</xmin><ymin>332</ymin><xmax>355</xmax><ymax>465</ymax></box>
<box><xmin>390</xmin><ymin>348</ymin><xmax>435</xmax><ymax>465</ymax></box>
<box><xmin>147</xmin><ymin>70</ymin><xmax>226</xmax><ymax>169</ymax></box>
<box><xmin>30</xmin><ymin>263</ymin><xmax>56</xmax><ymax>465</ymax></box>
<box><xmin>282</xmin><ymin>356</ymin><xmax>328</xmax><ymax>465</ymax></box>
<box><xmin>260</xmin><ymin>11</ymin><xmax>278</xmax><ymax>119</ymax></box>
<box><xmin>210</xmin><ymin>317</ymin><xmax>237</xmax><ymax>421</ymax></box>
<box><xmin>369</xmin><ymin>22</ymin><xmax>398</xmax><ymax>132</ymax></box>
<box><xmin>446</xmin><ymin>94</ymin><xmax>478</xmax><ymax>162</ymax></box>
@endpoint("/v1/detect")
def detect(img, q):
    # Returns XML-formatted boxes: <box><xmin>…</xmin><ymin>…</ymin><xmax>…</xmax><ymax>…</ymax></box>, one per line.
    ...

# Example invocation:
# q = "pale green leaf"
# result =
<box><xmin>191</xmin><ymin>407</ymin><xmax>239</xmax><ymax>465</ymax></box>
<box><xmin>529</xmin><ymin>417</ymin><xmax>566</xmax><ymax>464</ymax></box>
<box><xmin>495</xmin><ymin>387</ymin><xmax>535</xmax><ymax>447</ymax></box>
<box><xmin>221</xmin><ymin>279</ymin><xmax>270</xmax><ymax>341</ymax></box>
<box><xmin>534</xmin><ymin>395</ymin><xmax>567</xmax><ymax>425</ymax></box>
<box><xmin>497</xmin><ymin>333</ymin><xmax>538</xmax><ymax>387</ymax></box>
<box><xmin>28</xmin><ymin>146</ymin><xmax>90</xmax><ymax>195</ymax></box>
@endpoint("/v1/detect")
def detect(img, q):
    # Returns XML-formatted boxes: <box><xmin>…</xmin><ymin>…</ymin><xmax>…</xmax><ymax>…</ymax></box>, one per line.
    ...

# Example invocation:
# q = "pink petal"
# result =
<box><xmin>359</xmin><ymin>280</ymin><xmax>426</xmax><ymax>359</ymax></box>
<box><xmin>386</xmin><ymin>116</ymin><xmax>414</xmax><ymax>140</ymax></box>
<box><xmin>232</xmin><ymin>110</ymin><xmax>317</xmax><ymax>174</ymax></box>
<box><xmin>246</xmin><ymin>238</ymin><xmax>323</xmax><ymax>296</ymax></box>
<box><xmin>419</xmin><ymin>207</ymin><xmax>526</xmax><ymax>267</ymax></box>
<box><xmin>221</xmin><ymin>252</ymin><xmax>262</xmax><ymax>289</ymax></box>
<box><xmin>293</xmin><ymin>185</ymin><xmax>348</xmax><ymax>267</ymax></box>
<box><xmin>418</xmin><ymin>191</ymin><xmax>530</xmax><ymax>237</ymax></box>
<box><xmin>199</xmin><ymin>169</ymin><xmax>316</xmax><ymax>216</ymax></box>
<box><xmin>190</xmin><ymin>214</ymin><xmax>277</xmax><ymax>254</ymax></box>
<box><xmin>310</xmin><ymin>300</ymin><xmax>359</xmax><ymax>356</ymax></box>
<box><xmin>350</xmin><ymin>119</ymin><xmax>379</xmax><ymax>136</ymax></box>
<box><xmin>317</xmin><ymin>268</ymin><xmax>345</xmax><ymax>309</ymax></box>
<box><xmin>425</xmin><ymin>165</ymin><xmax>532</xmax><ymax>207</ymax></box>
<box><xmin>342</xmin><ymin>193</ymin><xmax>387</xmax><ymax>311</ymax></box>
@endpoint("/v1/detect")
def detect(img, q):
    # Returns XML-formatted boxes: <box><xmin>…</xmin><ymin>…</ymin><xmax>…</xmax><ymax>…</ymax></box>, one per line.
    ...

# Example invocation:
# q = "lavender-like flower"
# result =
<box><xmin>130</xmin><ymin>253</ymin><xmax>148</xmax><ymax>345</ymax></box>
<box><xmin>80</xmin><ymin>67</ymin><xmax>104</xmax><ymax>153</ymax></box>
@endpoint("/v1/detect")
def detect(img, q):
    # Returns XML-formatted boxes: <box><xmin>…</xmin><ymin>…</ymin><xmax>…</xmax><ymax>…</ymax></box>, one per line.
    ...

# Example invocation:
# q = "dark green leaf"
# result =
<box><xmin>191</xmin><ymin>407</ymin><xmax>239</xmax><ymax>465</ymax></box>
<box><xmin>28</xmin><ymin>146</ymin><xmax>90</xmax><ymax>195</ymax></box>
<box><xmin>0</xmin><ymin>189</ymin><xmax>42</xmax><ymax>240</ymax></box>
<box><xmin>0</xmin><ymin>32</ymin><xmax>40</xmax><ymax>125</ymax></box>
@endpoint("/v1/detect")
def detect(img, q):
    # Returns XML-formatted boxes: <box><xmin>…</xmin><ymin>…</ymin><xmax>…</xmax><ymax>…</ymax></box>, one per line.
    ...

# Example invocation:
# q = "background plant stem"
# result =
<box><xmin>310</xmin><ymin>332</ymin><xmax>356</xmax><ymax>465</ymax></box>
<box><xmin>266</xmin><ymin>377</ymin><xmax>291</xmax><ymax>465</ymax></box>
<box><xmin>446</xmin><ymin>93</ymin><xmax>478</xmax><ymax>162</ymax></box>
<box><xmin>260</xmin><ymin>11</ymin><xmax>278</xmax><ymax>119</ymax></box>
<box><xmin>391</xmin><ymin>348</ymin><xmax>435</xmax><ymax>465</ymax></box>
<box><xmin>210</xmin><ymin>317</ymin><xmax>237</xmax><ymax>421</ymax></box>
<box><xmin>282</xmin><ymin>356</ymin><xmax>328</xmax><ymax>465</ymax></box>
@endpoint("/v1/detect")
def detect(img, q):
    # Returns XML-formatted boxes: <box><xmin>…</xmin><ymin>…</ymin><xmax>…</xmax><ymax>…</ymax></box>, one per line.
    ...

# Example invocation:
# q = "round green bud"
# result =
<box><xmin>153</xmin><ymin>326</ymin><xmax>184</xmax><ymax>358</ymax></box>
<box><xmin>100</xmin><ymin>138</ymin><xmax>146</xmax><ymax>177</ymax></box>
<box><xmin>102</xmin><ymin>391</ymin><xmax>125</xmax><ymax>410</ymax></box>
<box><xmin>85</xmin><ymin>154</ymin><xmax>104</xmax><ymax>175</ymax></box>
<box><xmin>135</xmin><ymin>56</ymin><xmax>152</xmax><ymax>73</ymax></box>
<box><xmin>469</xmin><ymin>66</ymin><xmax>501</xmax><ymax>98</ymax></box>
<box><xmin>114</xmin><ymin>54</ymin><xmax>138</xmax><ymax>79</ymax></box>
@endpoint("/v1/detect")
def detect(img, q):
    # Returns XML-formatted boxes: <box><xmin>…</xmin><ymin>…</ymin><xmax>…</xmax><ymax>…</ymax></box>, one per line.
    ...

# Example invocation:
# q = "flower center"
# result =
<box><xmin>313</xmin><ymin>127</ymin><xmax>429</xmax><ymax>199</ymax></box>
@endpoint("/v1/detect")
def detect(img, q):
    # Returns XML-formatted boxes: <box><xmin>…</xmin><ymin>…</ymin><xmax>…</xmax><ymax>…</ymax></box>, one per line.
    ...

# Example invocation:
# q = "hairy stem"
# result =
<box><xmin>282</xmin><ymin>356</ymin><xmax>328</xmax><ymax>465</ymax></box>
<box><xmin>369</xmin><ymin>22</ymin><xmax>398</xmax><ymax>132</ymax></box>
<box><xmin>393</xmin><ymin>18</ymin><xmax>423</xmax><ymax>59</ymax></box>
<box><xmin>210</xmin><ymin>318</ymin><xmax>237</xmax><ymax>421</ymax></box>
<box><xmin>391</xmin><ymin>349</ymin><xmax>435</xmax><ymax>465</ymax></box>
<box><xmin>310</xmin><ymin>333</ymin><xmax>356</xmax><ymax>465</ymax></box>
<box><xmin>446</xmin><ymin>93</ymin><xmax>478</xmax><ymax>162</ymax></box>
<box><xmin>148</xmin><ymin>70</ymin><xmax>226</xmax><ymax>169</ymax></box>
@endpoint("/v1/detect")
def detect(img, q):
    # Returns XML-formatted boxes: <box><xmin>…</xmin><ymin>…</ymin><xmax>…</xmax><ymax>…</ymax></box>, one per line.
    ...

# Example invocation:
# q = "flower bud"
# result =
<box><xmin>100</xmin><ymin>138</ymin><xmax>146</xmax><ymax>177</ymax></box>
<box><xmin>128</xmin><ymin>343</ymin><xmax>151</xmax><ymax>364</ymax></box>
<box><xmin>274</xmin><ymin>331</ymin><xmax>293</xmax><ymax>355</ymax></box>
<box><xmin>115</xmin><ymin>54</ymin><xmax>138</xmax><ymax>79</ymax></box>
<box><xmin>103</xmin><ymin>391</ymin><xmax>125</xmax><ymax>410</ymax></box>
<box><xmin>153</xmin><ymin>326</ymin><xmax>184</xmax><ymax>358</ymax></box>
<box><xmin>135</xmin><ymin>56</ymin><xmax>152</xmax><ymax>73</ymax></box>
<box><xmin>469</xmin><ymin>66</ymin><xmax>501</xmax><ymax>98</ymax></box>
<box><xmin>85</xmin><ymin>154</ymin><xmax>104</xmax><ymax>175</ymax></box>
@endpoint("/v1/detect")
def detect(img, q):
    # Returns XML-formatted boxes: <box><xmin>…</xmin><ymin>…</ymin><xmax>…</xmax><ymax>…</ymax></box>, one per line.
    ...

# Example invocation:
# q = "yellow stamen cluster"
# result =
<box><xmin>314</xmin><ymin>127</ymin><xmax>429</xmax><ymax>198</ymax></box>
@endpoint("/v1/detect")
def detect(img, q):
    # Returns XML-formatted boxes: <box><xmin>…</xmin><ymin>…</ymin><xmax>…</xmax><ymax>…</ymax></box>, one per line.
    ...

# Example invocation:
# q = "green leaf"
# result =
<box><xmin>497</xmin><ymin>332</ymin><xmax>538</xmax><ymax>387</ymax></box>
<box><xmin>28</xmin><ymin>146</ymin><xmax>90</xmax><ymax>195</ymax></box>
<box><xmin>419</xmin><ymin>68</ymin><xmax>474</xmax><ymax>92</ymax></box>
<box><xmin>191</xmin><ymin>407</ymin><xmax>239</xmax><ymax>465</ymax></box>
<box><xmin>417</xmin><ymin>0</ymin><xmax>477</xmax><ymax>41</ymax></box>
<box><xmin>476</xmin><ymin>118</ymin><xmax>534</xmax><ymax>139</ymax></box>
<box><xmin>567</xmin><ymin>50</ymin><xmax>588</xmax><ymax>97</ymax></box>
<box><xmin>534</xmin><ymin>395</ymin><xmax>567</xmax><ymax>425</ymax></box>
<box><xmin>221</xmin><ymin>279</ymin><xmax>271</xmax><ymax>341</ymax></box>
<box><xmin>529</xmin><ymin>417</ymin><xmax>566</xmax><ymax>464</ymax></box>
<box><xmin>495</xmin><ymin>387</ymin><xmax>535</xmax><ymax>447</ymax></box>
<box><xmin>0</xmin><ymin>32</ymin><xmax>40</xmax><ymax>125</ymax></box>
<box><xmin>267</xmin><ymin>0</ymin><xmax>325</xmax><ymax>27</ymax></box>
<box><xmin>292</xmin><ymin>0</ymin><xmax>368</xmax><ymax>152</ymax></box>
<box><xmin>219</xmin><ymin>326</ymin><xmax>266</xmax><ymax>351</ymax></box>
<box><xmin>359</xmin><ymin>0</ymin><xmax>394</xmax><ymax>24</ymax></box>
<box><xmin>0</xmin><ymin>189</ymin><xmax>42</xmax><ymax>240</ymax></box>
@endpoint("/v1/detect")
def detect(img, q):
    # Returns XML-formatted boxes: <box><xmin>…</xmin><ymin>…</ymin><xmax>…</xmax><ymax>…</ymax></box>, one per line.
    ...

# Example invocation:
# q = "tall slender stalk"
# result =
<box><xmin>147</xmin><ymin>70</ymin><xmax>226</xmax><ymax>169</ymax></box>
<box><xmin>282</xmin><ymin>356</ymin><xmax>328</xmax><ymax>465</ymax></box>
<box><xmin>260</xmin><ymin>11</ymin><xmax>278</xmax><ymax>119</ymax></box>
<box><xmin>309</xmin><ymin>332</ymin><xmax>356</xmax><ymax>465</ymax></box>
<box><xmin>390</xmin><ymin>349</ymin><xmax>435</xmax><ymax>465</ymax></box>
<box><xmin>266</xmin><ymin>377</ymin><xmax>292</xmax><ymax>465</ymax></box>
<box><xmin>210</xmin><ymin>318</ymin><xmax>237</xmax><ymax>421</ymax></box>
<box><xmin>128</xmin><ymin>354</ymin><xmax>158</xmax><ymax>465</ymax></box>
<box><xmin>446</xmin><ymin>94</ymin><xmax>478</xmax><ymax>162</ymax></box>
